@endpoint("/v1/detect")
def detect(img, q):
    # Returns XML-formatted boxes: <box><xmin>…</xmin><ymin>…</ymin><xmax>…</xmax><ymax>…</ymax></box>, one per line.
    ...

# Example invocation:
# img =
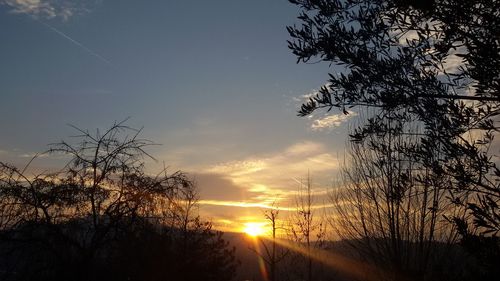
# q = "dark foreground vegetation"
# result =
<box><xmin>0</xmin><ymin>121</ymin><xmax>238</xmax><ymax>281</ymax></box>
<box><xmin>285</xmin><ymin>0</ymin><xmax>500</xmax><ymax>280</ymax></box>
<box><xmin>1</xmin><ymin>0</ymin><xmax>499</xmax><ymax>281</ymax></box>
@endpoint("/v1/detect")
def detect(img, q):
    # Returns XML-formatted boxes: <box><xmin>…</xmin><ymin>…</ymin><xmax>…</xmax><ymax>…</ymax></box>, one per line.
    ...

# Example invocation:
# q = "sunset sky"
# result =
<box><xmin>0</xmin><ymin>0</ymin><xmax>356</xmax><ymax>233</ymax></box>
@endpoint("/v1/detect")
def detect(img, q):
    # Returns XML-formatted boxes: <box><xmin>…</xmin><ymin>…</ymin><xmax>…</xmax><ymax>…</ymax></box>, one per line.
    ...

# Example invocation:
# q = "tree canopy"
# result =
<box><xmin>288</xmin><ymin>0</ymin><xmax>500</xmax><ymax>236</ymax></box>
<box><xmin>288</xmin><ymin>1</ymin><xmax>500</xmax><ymax>279</ymax></box>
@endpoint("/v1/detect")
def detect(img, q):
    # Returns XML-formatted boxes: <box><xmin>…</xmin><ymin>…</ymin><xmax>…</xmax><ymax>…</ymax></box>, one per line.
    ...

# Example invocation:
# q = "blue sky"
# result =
<box><xmin>0</xmin><ymin>0</ymin><xmax>355</xmax><ymax>232</ymax></box>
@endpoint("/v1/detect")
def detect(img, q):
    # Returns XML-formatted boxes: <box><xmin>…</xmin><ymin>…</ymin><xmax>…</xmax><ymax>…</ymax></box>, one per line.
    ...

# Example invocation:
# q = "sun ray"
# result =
<box><xmin>256</xmin><ymin>236</ymin><xmax>382</xmax><ymax>281</ymax></box>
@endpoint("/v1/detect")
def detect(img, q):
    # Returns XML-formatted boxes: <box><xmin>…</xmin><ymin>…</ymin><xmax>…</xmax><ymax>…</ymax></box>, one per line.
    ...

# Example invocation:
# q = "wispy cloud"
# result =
<box><xmin>19</xmin><ymin>152</ymin><xmax>44</xmax><ymax>158</ymax></box>
<box><xmin>204</xmin><ymin>141</ymin><xmax>340</xmax><ymax>206</ymax></box>
<box><xmin>208</xmin><ymin>160</ymin><xmax>266</xmax><ymax>177</ymax></box>
<box><xmin>292</xmin><ymin>83</ymin><xmax>332</xmax><ymax>105</ymax></box>
<box><xmin>311</xmin><ymin>111</ymin><xmax>356</xmax><ymax>131</ymax></box>
<box><xmin>199</xmin><ymin>200</ymin><xmax>292</xmax><ymax>210</ymax></box>
<box><xmin>285</xmin><ymin>141</ymin><xmax>324</xmax><ymax>155</ymax></box>
<box><xmin>1</xmin><ymin>1</ymin><xmax>112</xmax><ymax>65</ymax></box>
<box><xmin>292</xmin><ymin>84</ymin><xmax>355</xmax><ymax>131</ymax></box>
<box><xmin>199</xmin><ymin>199</ymin><xmax>334</xmax><ymax>212</ymax></box>
<box><xmin>1</xmin><ymin>1</ymin><xmax>111</xmax><ymax>64</ymax></box>
<box><xmin>1</xmin><ymin>0</ymin><xmax>95</xmax><ymax>20</ymax></box>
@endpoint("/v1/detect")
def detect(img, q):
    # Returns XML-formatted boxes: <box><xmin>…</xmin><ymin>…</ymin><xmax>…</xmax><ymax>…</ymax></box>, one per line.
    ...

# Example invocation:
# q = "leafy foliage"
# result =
<box><xmin>288</xmin><ymin>0</ymin><xmax>500</xmax><ymax>237</ymax></box>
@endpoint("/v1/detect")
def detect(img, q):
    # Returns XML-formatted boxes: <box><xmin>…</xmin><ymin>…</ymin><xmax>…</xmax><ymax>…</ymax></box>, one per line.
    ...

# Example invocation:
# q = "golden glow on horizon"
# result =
<box><xmin>243</xmin><ymin>222</ymin><xmax>267</xmax><ymax>237</ymax></box>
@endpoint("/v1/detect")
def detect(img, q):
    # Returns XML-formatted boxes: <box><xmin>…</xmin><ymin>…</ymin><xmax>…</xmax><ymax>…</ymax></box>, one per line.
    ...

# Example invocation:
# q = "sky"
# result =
<box><xmin>0</xmin><ymin>0</ymin><xmax>357</xmax><ymax>234</ymax></box>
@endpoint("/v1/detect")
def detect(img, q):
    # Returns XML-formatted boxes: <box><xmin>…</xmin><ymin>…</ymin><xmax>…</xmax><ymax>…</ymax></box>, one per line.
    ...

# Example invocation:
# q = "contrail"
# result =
<box><xmin>38</xmin><ymin>20</ymin><xmax>113</xmax><ymax>66</ymax></box>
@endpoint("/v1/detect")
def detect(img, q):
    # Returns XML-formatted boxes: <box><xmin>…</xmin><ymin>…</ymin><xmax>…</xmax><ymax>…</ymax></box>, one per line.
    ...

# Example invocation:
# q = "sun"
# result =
<box><xmin>243</xmin><ymin>222</ymin><xmax>266</xmax><ymax>237</ymax></box>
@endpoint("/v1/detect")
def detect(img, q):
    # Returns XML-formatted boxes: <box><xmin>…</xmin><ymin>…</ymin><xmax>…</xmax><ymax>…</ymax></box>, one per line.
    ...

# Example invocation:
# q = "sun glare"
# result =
<box><xmin>243</xmin><ymin>222</ymin><xmax>266</xmax><ymax>237</ymax></box>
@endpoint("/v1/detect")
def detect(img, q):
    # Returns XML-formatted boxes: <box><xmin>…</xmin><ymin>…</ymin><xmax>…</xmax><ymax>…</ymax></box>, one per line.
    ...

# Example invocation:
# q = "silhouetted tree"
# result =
<box><xmin>106</xmin><ymin>218</ymin><xmax>238</xmax><ymax>281</ymax></box>
<box><xmin>287</xmin><ymin>173</ymin><xmax>327</xmax><ymax>281</ymax></box>
<box><xmin>288</xmin><ymin>0</ymin><xmax>499</xmax><ymax>232</ymax></box>
<box><xmin>0</xmin><ymin>120</ymin><xmax>238</xmax><ymax>281</ymax></box>
<box><xmin>452</xmin><ymin>218</ymin><xmax>500</xmax><ymax>281</ymax></box>
<box><xmin>287</xmin><ymin>1</ymin><xmax>500</xmax><ymax>276</ymax></box>
<box><xmin>249</xmin><ymin>206</ymin><xmax>288</xmax><ymax>281</ymax></box>
<box><xmin>330</xmin><ymin>115</ymin><xmax>465</xmax><ymax>281</ymax></box>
